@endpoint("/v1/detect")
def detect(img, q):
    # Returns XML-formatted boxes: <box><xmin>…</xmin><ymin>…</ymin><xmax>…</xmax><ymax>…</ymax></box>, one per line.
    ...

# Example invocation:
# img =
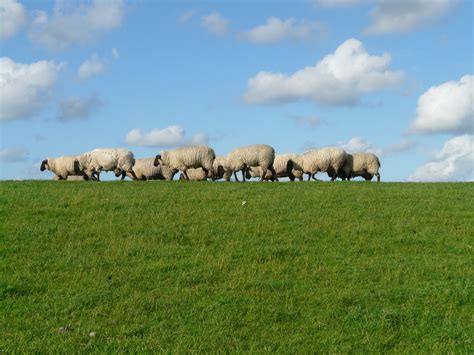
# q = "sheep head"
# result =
<box><xmin>153</xmin><ymin>154</ymin><xmax>162</xmax><ymax>167</ymax></box>
<box><xmin>40</xmin><ymin>159</ymin><xmax>48</xmax><ymax>171</ymax></box>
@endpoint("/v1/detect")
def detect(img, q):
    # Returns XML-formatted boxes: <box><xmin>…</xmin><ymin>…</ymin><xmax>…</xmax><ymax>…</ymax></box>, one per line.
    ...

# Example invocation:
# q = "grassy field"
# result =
<box><xmin>0</xmin><ymin>181</ymin><xmax>473</xmax><ymax>352</ymax></box>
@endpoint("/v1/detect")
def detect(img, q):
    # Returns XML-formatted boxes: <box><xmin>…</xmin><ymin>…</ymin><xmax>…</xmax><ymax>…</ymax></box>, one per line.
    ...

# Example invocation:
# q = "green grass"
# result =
<box><xmin>0</xmin><ymin>181</ymin><xmax>473</xmax><ymax>352</ymax></box>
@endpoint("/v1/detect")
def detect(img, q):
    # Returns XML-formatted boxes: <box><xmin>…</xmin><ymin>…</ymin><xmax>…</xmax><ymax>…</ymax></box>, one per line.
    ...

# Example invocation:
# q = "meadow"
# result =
<box><xmin>0</xmin><ymin>181</ymin><xmax>473</xmax><ymax>352</ymax></box>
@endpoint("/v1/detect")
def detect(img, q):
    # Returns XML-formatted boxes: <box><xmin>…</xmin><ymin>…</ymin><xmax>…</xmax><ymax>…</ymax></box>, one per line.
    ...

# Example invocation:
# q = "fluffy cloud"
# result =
<box><xmin>0</xmin><ymin>57</ymin><xmax>62</xmax><ymax>121</ymax></box>
<box><xmin>365</xmin><ymin>0</ymin><xmax>456</xmax><ymax>35</ymax></box>
<box><xmin>0</xmin><ymin>0</ymin><xmax>27</xmax><ymax>40</ymax></box>
<box><xmin>382</xmin><ymin>140</ymin><xmax>418</xmax><ymax>155</ymax></box>
<box><xmin>338</xmin><ymin>137</ymin><xmax>383</xmax><ymax>155</ymax></box>
<box><xmin>78</xmin><ymin>55</ymin><xmax>105</xmax><ymax>79</ymax></box>
<box><xmin>124</xmin><ymin>126</ymin><xmax>208</xmax><ymax>148</ymax></box>
<box><xmin>59</xmin><ymin>95</ymin><xmax>101</xmax><ymax>121</ymax></box>
<box><xmin>314</xmin><ymin>0</ymin><xmax>367</xmax><ymax>7</ymax></box>
<box><xmin>244</xmin><ymin>38</ymin><xmax>403</xmax><ymax>106</ymax></box>
<box><xmin>0</xmin><ymin>145</ymin><xmax>29</xmax><ymax>162</ymax></box>
<box><xmin>179</xmin><ymin>10</ymin><xmax>194</xmax><ymax>23</ymax></box>
<box><xmin>242</xmin><ymin>17</ymin><xmax>326</xmax><ymax>44</ymax></box>
<box><xmin>409</xmin><ymin>75</ymin><xmax>473</xmax><ymax>134</ymax></box>
<box><xmin>201</xmin><ymin>12</ymin><xmax>230</xmax><ymax>36</ymax></box>
<box><xmin>409</xmin><ymin>135</ymin><xmax>473</xmax><ymax>182</ymax></box>
<box><xmin>112</xmin><ymin>47</ymin><xmax>119</xmax><ymax>59</ymax></box>
<box><xmin>292</xmin><ymin>115</ymin><xmax>321</xmax><ymax>128</ymax></box>
<box><xmin>29</xmin><ymin>0</ymin><xmax>124</xmax><ymax>50</ymax></box>
<box><xmin>338</xmin><ymin>137</ymin><xmax>417</xmax><ymax>156</ymax></box>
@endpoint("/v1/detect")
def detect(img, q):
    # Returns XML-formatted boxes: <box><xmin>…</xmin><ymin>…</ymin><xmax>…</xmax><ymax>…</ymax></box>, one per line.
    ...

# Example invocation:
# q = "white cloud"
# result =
<box><xmin>179</xmin><ymin>10</ymin><xmax>194</xmax><ymax>23</ymax></box>
<box><xmin>0</xmin><ymin>0</ymin><xmax>27</xmax><ymax>40</ymax></box>
<box><xmin>409</xmin><ymin>75</ymin><xmax>473</xmax><ymax>135</ymax></box>
<box><xmin>292</xmin><ymin>115</ymin><xmax>321</xmax><ymax>127</ymax></box>
<box><xmin>338</xmin><ymin>137</ymin><xmax>383</xmax><ymax>155</ymax></box>
<box><xmin>244</xmin><ymin>38</ymin><xmax>403</xmax><ymax>106</ymax></box>
<box><xmin>315</xmin><ymin>0</ymin><xmax>368</xmax><ymax>7</ymax></box>
<box><xmin>383</xmin><ymin>139</ymin><xmax>417</xmax><ymax>155</ymax></box>
<box><xmin>78</xmin><ymin>55</ymin><xmax>105</xmax><ymax>79</ymax></box>
<box><xmin>0</xmin><ymin>57</ymin><xmax>62</xmax><ymax>121</ymax></box>
<box><xmin>124</xmin><ymin>126</ymin><xmax>208</xmax><ymax>148</ymax></box>
<box><xmin>409</xmin><ymin>135</ymin><xmax>473</xmax><ymax>181</ymax></box>
<box><xmin>365</xmin><ymin>0</ymin><xmax>456</xmax><ymax>35</ymax></box>
<box><xmin>201</xmin><ymin>11</ymin><xmax>230</xmax><ymax>36</ymax></box>
<box><xmin>0</xmin><ymin>145</ymin><xmax>29</xmax><ymax>162</ymax></box>
<box><xmin>59</xmin><ymin>95</ymin><xmax>101</xmax><ymax>121</ymax></box>
<box><xmin>29</xmin><ymin>0</ymin><xmax>124</xmax><ymax>50</ymax></box>
<box><xmin>242</xmin><ymin>17</ymin><xmax>326</xmax><ymax>44</ymax></box>
<box><xmin>338</xmin><ymin>137</ymin><xmax>417</xmax><ymax>156</ymax></box>
<box><xmin>112</xmin><ymin>47</ymin><xmax>119</xmax><ymax>59</ymax></box>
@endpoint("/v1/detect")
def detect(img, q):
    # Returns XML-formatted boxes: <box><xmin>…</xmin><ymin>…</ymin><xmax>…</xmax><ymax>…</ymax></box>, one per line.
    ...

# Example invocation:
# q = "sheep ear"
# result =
<box><xmin>40</xmin><ymin>159</ymin><xmax>48</xmax><ymax>171</ymax></box>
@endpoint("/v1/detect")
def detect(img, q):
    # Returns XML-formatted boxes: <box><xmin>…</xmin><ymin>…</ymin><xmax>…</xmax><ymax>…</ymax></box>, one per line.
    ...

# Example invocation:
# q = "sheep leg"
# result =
<box><xmin>129</xmin><ymin>170</ymin><xmax>138</xmax><ymax>180</ymax></box>
<box><xmin>269</xmin><ymin>167</ymin><xmax>277</xmax><ymax>182</ymax></box>
<box><xmin>202</xmin><ymin>167</ymin><xmax>209</xmax><ymax>179</ymax></box>
<box><xmin>307</xmin><ymin>173</ymin><xmax>311</xmax><ymax>181</ymax></box>
<box><xmin>376</xmin><ymin>173</ymin><xmax>381</xmax><ymax>182</ymax></box>
<box><xmin>234</xmin><ymin>171</ymin><xmax>240</xmax><ymax>182</ymax></box>
<box><xmin>121</xmin><ymin>171</ymin><xmax>127</xmax><ymax>180</ymax></box>
<box><xmin>260</xmin><ymin>167</ymin><xmax>267</xmax><ymax>182</ymax></box>
<box><xmin>242</xmin><ymin>169</ymin><xmax>246</xmax><ymax>182</ymax></box>
<box><xmin>182</xmin><ymin>170</ymin><xmax>190</xmax><ymax>181</ymax></box>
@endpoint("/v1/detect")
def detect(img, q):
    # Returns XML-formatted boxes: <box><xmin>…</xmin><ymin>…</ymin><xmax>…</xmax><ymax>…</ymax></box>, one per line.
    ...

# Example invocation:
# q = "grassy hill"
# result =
<box><xmin>1</xmin><ymin>181</ymin><xmax>473</xmax><ymax>352</ymax></box>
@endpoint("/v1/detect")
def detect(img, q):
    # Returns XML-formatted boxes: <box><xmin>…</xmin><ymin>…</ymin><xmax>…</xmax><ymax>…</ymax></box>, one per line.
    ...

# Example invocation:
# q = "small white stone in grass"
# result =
<box><xmin>89</xmin><ymin>332</ymin><xmax>96</xmax><ymax>337</ymax></box>
<box><xmin>242</xmin><ymin>201</ymin><xmax>247</xmax><ymax>206</ymax></box>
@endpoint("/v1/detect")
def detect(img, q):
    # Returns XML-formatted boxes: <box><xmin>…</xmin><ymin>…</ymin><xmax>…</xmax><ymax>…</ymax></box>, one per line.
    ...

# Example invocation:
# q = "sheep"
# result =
<box><xmin>328</xmin><ymin>152</ymin><xmax>381</xmax><ymax>182</ymax></box>
<box><xmin>300</xmin><ymin>147</ymin><xmax>347</xmax><ymax>181</ymax></box>
<box><xmin>179</xmin><ymin>156</ymin><xmax>227</xmax><ymax>181</ymax></box>
<box><xmin>153</xmin><ymin>145</ymin><xmax>215</xmax><ymax>181</ymax></box>
<box><xmin>246</xmin><ymin>153</ymin><xmax>304</xmax><ymax>181</ymax></box>
<box><xmin>126</xmin><ymin>158</ymin><xmax>175</xmax><ymax>181</ymax></box>
<box><xmin>77</xmin><ymin>148</ymin><xmax>136</xmax><ymax>181</ymax></box>
<box><xmin>40</xmin><ymin>155</ymin><xmax>85</xmax><ymax>180</ymax></box>
<box><xmin>223</xmin><ymin>144</ymin><xmax>276</xmax><ymax>182</ymax></box>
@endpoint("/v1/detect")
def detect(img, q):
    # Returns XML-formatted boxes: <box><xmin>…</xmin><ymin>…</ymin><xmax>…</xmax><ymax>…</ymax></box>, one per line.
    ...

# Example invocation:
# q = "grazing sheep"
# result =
<box><xmin>126</xmin><ymin>158</ymin><xmax>175</xmax><ymax>181</ymax></box>
<box><xmin>328</xmin><ymin>152</ymin><xmax>381</xmax><ymax>182</ymax></box>
<box><xmin>224</xmin><ymin>144</ymin><xmax>276</xmax><ymax>182</ymax></box>
<box><xmin>77</xmin><ymin>148</ymin><xmax>136</xmax><ymax>181</ymax></box>
<box><xmin>246</xmin><ymin>153</ymin><xmax>304</xmax><ymax>181</ymax></box>
<box><xmin>300</xmin><ymin>147</ymin><xmax>347</xmax><ymax>181</ymax></box>
<box><xmin>180</xmin><ymin>156</ymin><xmax>228</xmax><ymax>181</ymax></box>
<box><xmin>154</xmin><ymin>145</ymin><xmax>215</xmax><ymax>181</ymax></box>
<box><xmin>40</xmin><ymin>156</ymin><xmax>85</xmax><ymax>180</ymax></box>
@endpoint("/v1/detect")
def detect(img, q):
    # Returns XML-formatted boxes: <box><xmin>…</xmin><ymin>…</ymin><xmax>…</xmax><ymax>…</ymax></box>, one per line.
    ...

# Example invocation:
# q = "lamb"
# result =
<box><xmin>77</xmin><ymin>148</ymin><xmax>136</xmax><ymax>181</ymax></box>
<box><xmin>328</xmin><ymin>152</ymin><xmax>381</xmax><ymax>182</ymax></box>
<box><xmin>223</xmin><ymin>144</ymin><xmax>276</xmax><ymax>182</ymax></box>
<box><xmin>246</xmin><ymin>153</ymin><xmax>304</xmax><ymax>181</ymax></box>
<box><xmin>153</xmin><ymin>145</ymin><xmax>215</xmax><ymax>181</ymax></box>
<box><xmin>126</xmin><ymin>158</ymin><xmax>175</xmax><ymax>181</ymax></box>
<box><xmin>300</xmin><ymin>147</ymin><xmax>347</xmax><ymax>181</ymax></box>
<box><xmin>40</xmin><ymin>155</ymin><xmax>85</xmax><ymax>180</ymax></box>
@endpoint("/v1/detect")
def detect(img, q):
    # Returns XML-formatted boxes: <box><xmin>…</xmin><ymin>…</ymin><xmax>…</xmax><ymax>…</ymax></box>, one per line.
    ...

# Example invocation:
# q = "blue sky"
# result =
<box><xmin>0</xmin><ymin>0</ymin><xmax>472</xmax><ymax>181</ymax></box>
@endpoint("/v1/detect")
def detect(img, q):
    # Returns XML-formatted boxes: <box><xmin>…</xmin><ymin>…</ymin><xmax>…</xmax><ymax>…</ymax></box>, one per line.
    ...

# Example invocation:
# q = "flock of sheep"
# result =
<box><xmin>40</xmin><ymin>144</ymin><xmax>381</xmax><ymax>182</ymax></box>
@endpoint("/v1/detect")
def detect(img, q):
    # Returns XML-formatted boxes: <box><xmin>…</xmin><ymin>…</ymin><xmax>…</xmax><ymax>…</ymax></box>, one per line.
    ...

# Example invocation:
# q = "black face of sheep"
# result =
<box><xmin>40</xmin><ymin>159</ymin><xmax>48</xmax><ymax>171</ymax></box>
<box><xmin>114</xmin><ymin>168</ymin><xmax>122</xmax><ymax>177</ymax></box>
<box><xmin>245</xmin><ymin>168</ymin><xmax>252</xmax><ymax>180</ymax></box>
<box><xmin>73</xmin><ymin>160</ymin><xmax>81</xmax><ymax>174</ymax></box>
<box><xmin>153</xmin><ymin>154</ymin><xmax>161</xmax><ymax>167</ymax></box>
